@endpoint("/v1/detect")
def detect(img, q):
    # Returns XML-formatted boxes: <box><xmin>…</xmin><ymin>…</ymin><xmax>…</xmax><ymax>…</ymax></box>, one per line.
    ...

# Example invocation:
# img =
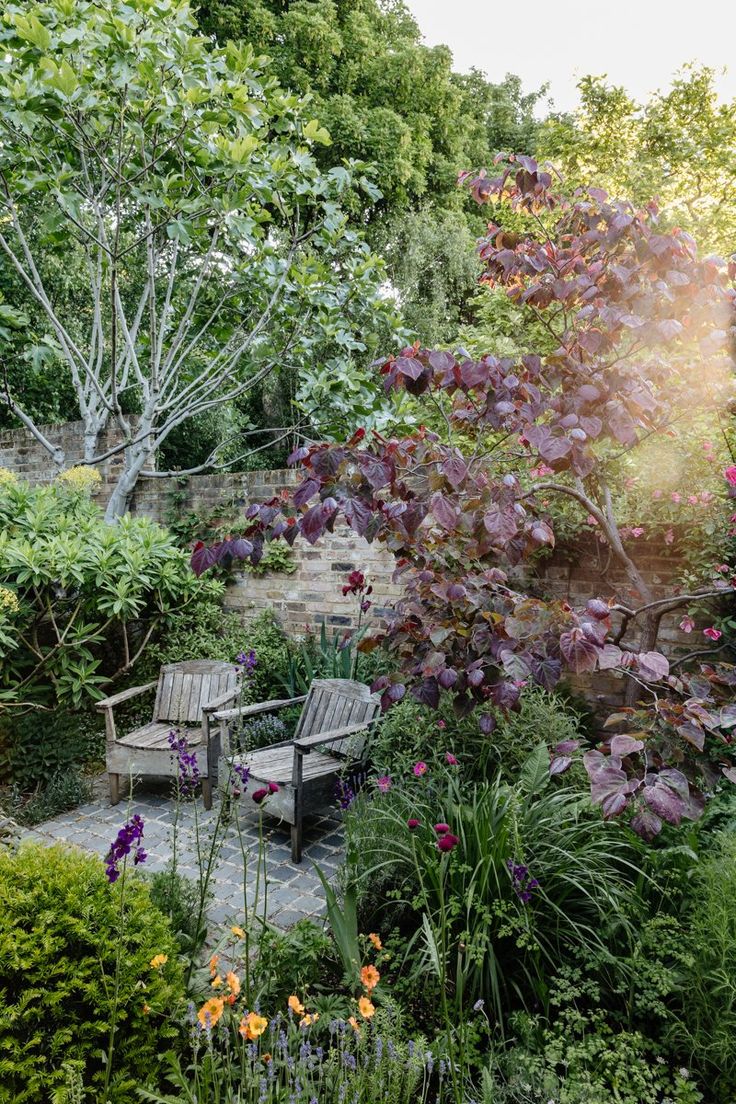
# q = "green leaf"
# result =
<box><xmin>303</xmin><ymin>119</ymin><xmax>332</xmax><ymax>146</ymax></box>
<box><xmin>12</xmin><ymin>13</ymin><xmax>51</xmax><ymax>50</ymax></box>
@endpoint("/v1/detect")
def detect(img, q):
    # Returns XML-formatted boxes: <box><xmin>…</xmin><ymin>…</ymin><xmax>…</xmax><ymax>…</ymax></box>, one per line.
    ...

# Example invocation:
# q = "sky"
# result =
<box><xmin>404</xmin><ymin>0</ymin><xmax>736</xmax><ymax>113</ymax></box>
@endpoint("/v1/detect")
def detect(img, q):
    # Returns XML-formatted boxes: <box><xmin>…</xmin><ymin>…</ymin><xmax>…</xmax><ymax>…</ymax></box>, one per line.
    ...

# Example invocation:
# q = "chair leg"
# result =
<box><xmin>109</xmin><ymin>772</ymin><xmax>120</xmax><ymax>806</ymax></box>
<box><xmin>291</xmin><ymin>821</ymin><xmax>303</xmax><ymax>864</ymax></box>
<box><xmin>201</xmin><ymin>777</ymin><xmax>213</xmax><ymax>811</ymax></box>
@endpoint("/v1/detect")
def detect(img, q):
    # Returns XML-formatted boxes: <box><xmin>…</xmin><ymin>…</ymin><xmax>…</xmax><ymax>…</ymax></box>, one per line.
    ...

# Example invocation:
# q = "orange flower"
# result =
<box><xmin>226</xmin><ymin>971</ymin><xmax>241</xmax><ymax>997</ymax></box>
<box><xmin>142</xmin><ymin>1003</ymin><xmax>151</xmax><ymax>1015</ymax></box>
<box><xmin>149</xmin><ymin>954</ymin><xmax>168</xmax><ymax>969</ymax></box>
<box><xmin>360</xmin><ymin>964</ymin><xmax>380</xmax><ymax>992</ymax></box>
<box><xmin>209</xmin><ymin>954</ymin><xmax>219</xmax><ymax>977</ymax></box>
<box><xmin>358</xmin><ymin>996</ymin><xmax>375</xmax><ymax>1019</ymax></box>
<box><xmin>239</xmin><ymin>1012</ymin><xmax>268</xmax><ymax>1040</ymax></box>
<box><xmin>197</xmin><ymin>997</ymin><xmax>225</xmax><ymax>1030</ymax></box>
<box><xmin>288</xmin><ymin>994</ymin><xmax>305</xmax><ymax>1015</ymax></box>
<box><xmin>262</xmin><ymin>1053</ymin><xmax>272</xmax><ymax>1064</ymax></box>
<box><xmin>368</xmin><ymin>932</ymin><xmax>382</xmax><ymax>950</ymax></box>
<box><xmin>347</xmin><ymin>1015</ymin><xmax>361</xmax><ymax>1034</ymax></box>
<box><xmin>211</xmin><ymin>974</ymin><xmax>223</xmax><ymax>989</ymax></box>
<box><xmin>231</xmin><ymin>925</ymin><xmax>246</xmax><ymax>939</ymax></box>
<box><xmin>300</xmin><ymin>1012</ymin><xmax>319</xmax><ymax>1027</ymax></box>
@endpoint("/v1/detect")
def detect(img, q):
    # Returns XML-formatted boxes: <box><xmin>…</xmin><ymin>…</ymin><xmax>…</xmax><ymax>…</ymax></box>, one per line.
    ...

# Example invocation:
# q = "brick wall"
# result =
<box><xmin>0</xmin><ymin>420</ymin><xmax>705</xmax><ymax>709</ymax></box>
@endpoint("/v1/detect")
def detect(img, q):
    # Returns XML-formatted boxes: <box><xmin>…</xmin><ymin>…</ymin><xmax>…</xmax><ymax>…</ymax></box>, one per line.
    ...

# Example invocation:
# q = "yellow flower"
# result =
<box><xmin>211</xmin><ymin>974</ymin><xmax>223</xmax><ymax>989</ymax></box>
<box><xmin>358</xmin><ymin>996</ymin><xmax>375</xmax><ymax>1020</ymax></box>
<box><xmin>0</xmin><ymin>468</ymin><xmax>17</xmax><ymax>486</ymax></box>
<box><xmin>149</xmin><ymin>954</ymin><xmax>168</xmax><ymax>970</ymax></box>
<box><xmin>197</xmin><ymin>997</ymin><xmax>224</xmax><ymax>1030</ymax></box>
<box><xmin>142</xmin><ymin>1003</ymin><xmax>151</xmax><ymax>1015</ymax></box>
<box><xmin>348</xmin><ymin>1015</ymin><xmax>361</xmax><ymax>1034</ymax></box>
<box><xmin>368</xmin><ymin>932</ymin><xmax>382</xmax><ymax>950</ymax></box>
<box><xmin>226</xmin><ymin>972</ymin><xmax>241</xmax><ymax>998</ymax></box>
<box><xmin>288</xmin><ymin>994</ymin><xmax>305</xmax><ymax>1015</ymax></box>
<box><xmin>56</xmin><ymin>465</ymin><xmax>102</xmax><ymax>492</ymax></box>
<box><xmin>239</xmin><ymin>1012</ymin><xmax>268</xmax><ymax>1040</ymax></box>
<box><xmin>0</xmin><ymin>586</ymin><xmax>19</xmax><ymax>615</ymax></box>
<box><xmin>299</xmin><ymin>1013</ymin><xmax>319</xmax><ymax>1028</ymax></box>
<box><xmin>231</xmin><ymin>925</ymin><xmax>246</xmax><ymax>939</ymax></box>
<box><xmin>360</xmin><ymin>964</ymin><xmax>380</xmax><ymax>992</ymax></box>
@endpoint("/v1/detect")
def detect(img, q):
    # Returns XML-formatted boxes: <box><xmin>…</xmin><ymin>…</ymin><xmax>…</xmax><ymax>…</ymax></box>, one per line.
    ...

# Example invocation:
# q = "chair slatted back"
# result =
<box><xmin>294</xmin><ymin>679</ymin><xmax>380</xmax><ymax>759</ymax></box>
<box><xmin>154</xmin><ymin>660</ymin><xmax>237</xmax><ymax>726</ymax></box>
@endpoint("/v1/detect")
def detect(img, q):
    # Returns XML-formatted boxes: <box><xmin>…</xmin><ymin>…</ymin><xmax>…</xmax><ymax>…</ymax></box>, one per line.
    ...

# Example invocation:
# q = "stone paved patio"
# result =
<box><xmin>25</xmin><ymin>777</ymin><xmax>344</xmax><ymax>931</ymax></box>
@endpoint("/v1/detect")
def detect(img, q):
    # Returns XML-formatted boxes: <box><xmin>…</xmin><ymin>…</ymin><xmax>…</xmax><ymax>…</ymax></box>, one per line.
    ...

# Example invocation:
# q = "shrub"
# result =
<box><xmin>0</xmin><ymin>842</ymin><xmax>185</xmax><ymax>1103</ymax></box>
<box><xmin>146</xmin><ymin>866</ymin><xmax>206</xmax><ymax>956</ymax></box>
<box><xmin>11</xmin><ymin>767</ymin><xmax>93</xmax><ymax>827</ymax></box>
<box><xmin>368</xmin><ymin>686</ymin><xmax>587</xmax><ymax>783</ymax></box>
<box><xmin>0</xmin><ymin>706</ymin><xmax>102</xmax><ymax>789</ymax></box>
<box><xmin>0</xmin><ymin>476</ymin><xmax>222</xmax><ymax>710</ymax></box>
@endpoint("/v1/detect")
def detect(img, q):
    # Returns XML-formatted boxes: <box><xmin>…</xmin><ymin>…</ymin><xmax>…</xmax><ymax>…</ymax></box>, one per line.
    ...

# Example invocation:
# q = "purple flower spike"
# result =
<box><xmin>104</xmin><ymin>814</ymin><xmax>146</xmax><ymax>883</ymax></box>
<box><xmin>168</xmin><ymin>729</ymin><xmax>200</xmax><ymax>796</ymax></box>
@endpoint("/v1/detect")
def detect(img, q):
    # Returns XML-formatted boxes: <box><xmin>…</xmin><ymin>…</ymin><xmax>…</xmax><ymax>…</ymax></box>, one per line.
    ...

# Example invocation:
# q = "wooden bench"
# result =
<box><xmin>98</xmin><ymin>660</ymin><xmax>239</xmax><ymax>807</ymax></box>
<box><xmin>209</xmin><ymin>678</ymin><xmax>380</xmax><ymax>862</ymax></box>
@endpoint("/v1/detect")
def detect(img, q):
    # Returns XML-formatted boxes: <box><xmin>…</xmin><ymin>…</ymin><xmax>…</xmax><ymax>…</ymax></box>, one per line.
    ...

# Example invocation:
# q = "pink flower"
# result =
<box><xmin>407</xmin><ymin>818</ymin><xmax>420</xmax><ymax>830</ymax></box>
<box><xmin>703</xmin><ymin>627</ymin><xmax>722</xmax><ymax>641</ymax></box>
<box><xmin>652</xmin><ymin>489</ymin><xmax>663</xmax><ymax>500</ymax></box>
<box><xmin>664</xmin><ymin>528</ymin><xmax>675</xmax><ymax>545</ymax></box>
<box><xmin>700</xmin><ymin>491</ymin><xmax>714</xmax><ymax>504</ymax></box>
<box><xmin>679</xmin><ymin>616</ymin><xmax>695</xmax><ymax>634</ymax></box>
<box><xmin>267</xmin><ymin>781</ymin><xmax>279</xmax><ymax>794</ymax></box>
<box><xmin>436</xmin><ymin>719</ymin><xmax>446</xmax><ymax>730</ymax></box>
<box><xmin>376</xmin><ymin>776</ymin><xmax>392</xmax><ymax>793</ymax></box>
<box><xmin>724</xmin><ymin>466</ymin><xmax>736</xmax><ymax>486</ymax></box>
<box><xmin>703</xmin><ymin>440</ymin><xmax>714</xmax><ymax>452</ymax></box>
<box><xmin>251</xmin><ymin>788</ymin><xmax>269</xmax><ymax>804</ymax></box>
<box><xmin>624</xmin><ymin>477</ymin><xmax>638</xmax><ymax>490</ymax></box>
<box><xmin>529</xmin><ymin>463</ymin><xmax>554</xmax><ymax>478</ymax></box>
<box><xmin>413</xmin><ymin>761</ymin><xmax>428</xmax><ymax>777</ymax></box>
<box><xmin>433</xmin><ymin>823</ymin><xmax>450</xmax><ymax>835</ymax></box>
<box><xmin>687</xmin><ymin>495</ymin><xmax>698</xmax><ymax>505</ymax></box>
<box><xmin>585</xmin><ymin>514</ymin><xmax>598</xmax><ymax>526</ymax></box>
<box><xmin>671</xmin><ymin>492</ymin><xmax>681</xmax><ymax>504</ymax></box>
<box><xmin>716</xmin><ymin>564</ymin><xmax>730</xmax><ymax>573</ymax></box>
<box><xmin>445</xmin><ymin>751</ymin><xmax>458</xmax><ymax>765</ymax></box>
<box><xmin>630</xmin><ymin>527</ymin><xmax>645</xmax><ymax>538</ymax></box>
<box><xmin>437</xmin><ymin>833</ymin><xmax>460</xmax><ymax>853</ymax></box>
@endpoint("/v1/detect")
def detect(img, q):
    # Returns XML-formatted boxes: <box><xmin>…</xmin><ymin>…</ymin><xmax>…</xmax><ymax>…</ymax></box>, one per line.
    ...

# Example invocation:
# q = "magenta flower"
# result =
<box><xmin>664</xmin><ymin>528</ymin><xmax>675</xmax><ymax>545</ymax></box>
<box><xmin>267</xmin><ymin>781</ymin><xmax>279</xmax><ymax>794</ymax></box>
<box><xmin>445</xmin><ymin>751</ymin><xmax>458</xmax><ymax>765</ymax></box>
<box><xmin>671</xmin><ymin>492</ymin><xmax>681</xmax><ymax>503</ymax></box>
<box><xmin>704</xmin><ymin>627</ymin><xmax>723</xmax><ymax>641</ymax></box>
<box><xmin>407</xmin><ymin>818</ymin><xmax>420</xmax><ymax>830</ymax></box>
<box><xmin>376</xmin><ymin>776</ymin><xmax>392</xmax><ymax>793</ymax></box>
<box><xmin>679</xmin><ymin>616</ymin><xmax>695</xmax><ymax>634</ymax></box>
<box><xmin>413</xmin><ymin>761</ymin><xmax>428</xmax><ymax>777</ymax></box>
<box><xmin>652</xmin><ymin>489</ymin><xmax>663</xmax><ymax>500</ymax></box>
<box><xmin>251</xmin><ymin>788</ymin><xmax>269</xmax><ymax>804</ymax></box>
<box><xmin>436</xmin><ymin>719</ymin><xmax>446</xmax><ymax>730</ymax></box>
<box><xmin>724</xmin><ymin>466</ymin><xmax>736</xmax><ymax>486</ymax></box>
<box><xmin>104</xmin><ymin>815</ymin><xmax>146</xmax><ymax>883</ymax></box>
<box><xmin>437</xmin><ymin>833</ymin><xmax>460</xmax><ymax>853</ymax></box>
<box><xmin>433</xmin><ymin>823</ymin><xmax>450</xmax><ymax>835</ymax></box>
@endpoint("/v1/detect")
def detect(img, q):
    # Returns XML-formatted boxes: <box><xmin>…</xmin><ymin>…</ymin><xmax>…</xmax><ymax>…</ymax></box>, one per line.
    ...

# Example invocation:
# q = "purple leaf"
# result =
<box><xmin>479</xmin><ymin>713</ymin><xmax>496</xmax><ymax>735</ymax></box>
<box><xmin>294</xmin><ymin>478</ymin><xmax>320</xmax><ymax>508</ymax></box>
<box><xmin>630</xmin><ymin>807</ymin><xmax>663</xmax><ymax>841</ymax></box>
<box><xmin>560</xmin><ymin>629</ymin><xmax>599</xmax><ymax>674</ymax></box>
<box><xmin>442</xmin><ymin>455</ymin><xmax>468</xmax><ymax>489</ymax></box>
<box><xmin>431</xmin><ymin>492</ymin><xmax>457</xmax><ymax>532</ymax></box>
<box><xmin>637</xmin><ymin>651</ymin><xmax>669</xmax><ymax>682</ymax></box>
<box><xmin>549</xmin><ymin>756</ymin><xmax>572</xmax><ymax>776</ymax></box>
<box><xmin>380</xmin><ymin>683</ymin><xmax>406</xmax><ymax>712</ymax></box>
<box><xmin>191</xmin><ymin>541</ymin><xmax>218</xmax><ymax>577</ymax></box>
<box><xmin>610</xmin><ymin>734</ymin><xmax>645</xmax><ymax>757</ymax></box>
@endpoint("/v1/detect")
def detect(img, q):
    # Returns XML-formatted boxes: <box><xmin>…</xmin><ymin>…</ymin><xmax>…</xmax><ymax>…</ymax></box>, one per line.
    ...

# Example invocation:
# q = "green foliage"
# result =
<box><xmin>245</xmin><ymin>541</ymin><xmax>297</xmax><ymax>577</ymax></box>
<box><xmin>10</xmin><ymin>767</ymin><xmax>93</xmax><ymax>827</ymax></box>
<box><xmin>0</xmin><ymin>705</ymin><xmax>102</xmax><ymax>789</ymax></box>
<box><xmin>368</xmin><ymin>686</ymin><xmax>587</xmax><ymax>782</ymax></box>
<box><xmin>0</xmin><ymin>477</ymin><xmax>218</xmax><ymax>710</ymax></box>
<box><xmin>345</xmin><ymin>755</ymin><xmax>645</xmax><ymax>1024</ymax></box>
<box><xmin>0</xmin><ymin>843</ymin><xmax>185</xmax><ymax>1103</ymax></box>
<box><xmin>146</xmin><ymin>866</ymin><xmax>208</xmax><ymax>956</ymax></box>
<box><xmin>253</xmin><ymin>917</ymin><xmax>337</xmax><ymax>1007</ymax></box>
<box><xmin>668</xmin><ymin>831</ymin><xmax>736</xmax><ymax>1098</ymax></box>
<box><xmin>540</xmin><ymin>67</ymin><xmax>736</xmax><ymax>256</ymax></box>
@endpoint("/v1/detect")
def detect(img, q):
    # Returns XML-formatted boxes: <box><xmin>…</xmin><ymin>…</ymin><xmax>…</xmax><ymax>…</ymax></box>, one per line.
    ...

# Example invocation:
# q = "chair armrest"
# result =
<box><xmin>95</xmin><ymin>681</ymin><xmax>157</xmax><ymax>711</ymax></box>
<box><xmin>213</xmin><ymin>695</ymin><xmax>307</xmax><ymax>722</ymax></box>
<box><xmin>202</xmin><ymin>686</ymin><xmax>241</xmax><ymax>714</ymax></box>
<box><xmin>294</xmin><ymin>720</ymin><xmax>374</xmax><ymax>754</ymax></box>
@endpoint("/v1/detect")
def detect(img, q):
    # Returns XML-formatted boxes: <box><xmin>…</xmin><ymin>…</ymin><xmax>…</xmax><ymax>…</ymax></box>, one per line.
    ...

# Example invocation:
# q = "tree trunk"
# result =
<box><xmin>624</xmin><ymin>612</ymin><xmax>660</xmax><ymax>707</ymax></box>
<box><xmin>103</xmin><ymin>445</ymin><xmax>152</xmax><ymax>521</ymax></box>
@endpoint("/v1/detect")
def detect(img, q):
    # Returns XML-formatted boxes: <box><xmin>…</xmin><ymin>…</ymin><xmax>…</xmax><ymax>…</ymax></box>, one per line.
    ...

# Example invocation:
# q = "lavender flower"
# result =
<box><xmin>168</xmin><ymin>729</ymin><xmax>200</xmax><ymax>796</ymax></box>
<box><xmin>104</xmin><ymin>814</ymin><xmax>146</xmax><ymax>882</ymax></box>
<box><xmin>236</xmin><ymin>649</ymin><xmax>257</xmax><ymax>671</ymax></box>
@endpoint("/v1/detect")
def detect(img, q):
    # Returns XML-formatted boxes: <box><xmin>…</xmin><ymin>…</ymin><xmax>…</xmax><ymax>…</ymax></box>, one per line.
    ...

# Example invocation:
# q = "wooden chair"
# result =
<box><xmin>209</xmin><ymin>678</ymin><xmax>380</xmax><ymax>862</ymax></box>
<box><xmin>97</xmin><ymin>660</ymin><xmax>240</xmax><ymax>808</ymax></box>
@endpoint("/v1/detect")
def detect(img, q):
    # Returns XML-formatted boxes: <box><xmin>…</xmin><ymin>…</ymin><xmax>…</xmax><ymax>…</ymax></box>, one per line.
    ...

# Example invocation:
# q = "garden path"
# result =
<box><xmin>24</xmin><ymin>777</ymin><xmax>344</xmax><ymax>931</ymax></box>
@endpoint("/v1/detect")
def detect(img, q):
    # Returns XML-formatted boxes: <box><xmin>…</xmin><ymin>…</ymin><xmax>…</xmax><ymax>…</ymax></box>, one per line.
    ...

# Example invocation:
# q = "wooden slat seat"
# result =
<box><xmin>211</xmin><ymin>678</ymin><xmax>380</xmax><ymax>862</ymax></box>
<box><xmin>97</xmin><ymin>660</ymin><xmax>240</xmax><ymax>807</ymax></box>
<box><xmin>117</xmin><ymin>723</ymin><xmax>203</xmax><ymax>750</ymax></box>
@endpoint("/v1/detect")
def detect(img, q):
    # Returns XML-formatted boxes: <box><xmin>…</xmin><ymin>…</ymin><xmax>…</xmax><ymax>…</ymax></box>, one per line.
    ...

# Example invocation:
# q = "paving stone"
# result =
<box><xmin>30</xmin><ymin>781</ymin><xmax>344</xmax><ymax>931</ymax></box>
